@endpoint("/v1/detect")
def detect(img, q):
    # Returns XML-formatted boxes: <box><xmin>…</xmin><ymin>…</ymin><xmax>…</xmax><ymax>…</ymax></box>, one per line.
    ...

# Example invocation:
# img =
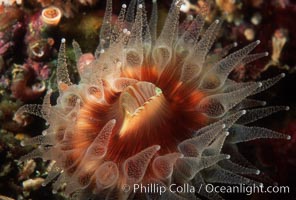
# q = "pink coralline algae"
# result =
<box><xmin>0</xmin><ymin>6</ymin><xmax>24</xmax><ymax>56</ymax></box>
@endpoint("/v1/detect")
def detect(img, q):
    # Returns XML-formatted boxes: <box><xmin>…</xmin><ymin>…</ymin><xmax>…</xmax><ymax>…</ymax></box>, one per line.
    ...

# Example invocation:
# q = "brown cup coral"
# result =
<box><xmin>41</xmin><ymin>6</ymin><xmax>62</xmax><ymax>26</ymax></box>
<box><xmin>11</xmin><ymin>64</ymin><xmax>46</xmax><ymax>103</ymax></box>
<box><xmin>15</xmin><ymin>0</ymin><xmax>291</xmax><ymax>199</ymax></box>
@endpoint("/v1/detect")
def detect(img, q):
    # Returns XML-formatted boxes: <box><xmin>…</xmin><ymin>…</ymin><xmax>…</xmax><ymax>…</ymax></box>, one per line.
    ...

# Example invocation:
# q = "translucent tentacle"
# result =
<box><xmin>111</xmin><ymin>4</ymin><xmax>127</xmax><ymax>43</ymax></box>
<box><xmin>152</xmin><ymin>152</ymin><xmax>183</xmax><ymax>181</ymax></box>
<box><xmin>204</xmin><ymin>166</ymin><xmax>261</xmax><ymax>185</ymax></box>
<box><xmin>253</xmin><ymin>73</ymin><xmax>286</xmax><ymax>95</ymax></box>
<box><xmin>179</xmin><ymin>124</ymin><xmax>225</xmax><ymax>156</ymax></box>
<box><xmin>52</xmin><ymin>173</ymin><xmax>66</xmax><ymax>194</ymax></box>
<box><xmin>152</xmin><ymin>0</ymin><xmax>182</xmax><ymax>71</ymax></box>
<box><xmin>95</xmin><ymin>161</ymin><xmax>119</xmax><ymax>190</ymax></box>
<box><xmin>200</xmin><ymin>40</ymin><xmax>260</xmax><ymax>90</ymax></box>
<box><xmin>178</xmin><ymin>13</ymin><xmax>204</xmax><ymax>49</ymax></box>
<box><xmin>219</xmin><ymin>160</ymin><xmax>260</xmax><ymax>175</ymax></box>
<box><xmin>85</xmin><ymin>119</ymin><xmax>116</xmax><ymax>159</ymax></box>
<box><xmin>57</xmin><ymin>38</ymin><xmax>72</xmax><ymax>87</ymax></box>
<box><xmin>233</xmin><ymin>99</ymin><xmax>266</xmax><ymax>110</ymax></box>
<box><xmin>193</xmin><ymin>19</ymin><xmax>221</xmax><ymax>66</ymax></box>
<box><xmin>95</xmin><ymin>0</ymin><xmax>113</xmax><ymax>58</ymax></box>
<box><xmin>157</xmin><ymin>0</ymin><xmax>182</xmax><ymax>47</ymax></box>
<box><xmin>198</xmin><ymin>82</ymin><xmax>261</xmax><ymax>117</ymax></box>
<box><xmin>203</xmin><ymin>131</ymin><xmax>229</xmax><ymax>156</ymax></box>
<box><xmin>194</xmin><ymin>110</ymin><xmax>246</xmax><ymax>136</ymax></box>
<box><xmin>123</xmin><ymin>145</ymin><xmax>160</xmax><ymax>184</ymax></box>
<box><xmin>72</xmin><ymin>40</ymin><xmax>83</xmax><ymax>63</ymax></box>
<box><xmin>149</xmin><ymin>0</ymin><xmax>158</xmax><ymax>44</ymax></box>
<box><xmin>21</xmin><ymin>134</ymin><xmax>54</xmax><ymax>146</ymax></box>
<box><xmin>125</xmin><ymin>4</ymin><xmax>144</xmax><ymax>68</ymax></box>
<box><xmin>42</xmin><ymin>163</ymin><xmax>62</xmax><ymax>187</ymax></box>
<box><xmin>14</xmin><ymin>104</ymin><xmax>46</xmax><ymax>125</ymax></box>
<box><xmin>241</xmin><ymin>52</ymin><xmax>268</xmax><ymax>66</ymax></box>
<box><xmin>227</xmin><ymin>124</ymin><xmax>291</xmax><ymax>143</ymax></box>
<box><xmin>237</xmin><ymin>106</ymin><xmax>289</xmax><ymax>125</ymax></box>
<box><xmin>125</xmin><ymin>0</ymin><xmax>137</xmax><ymax>24</ymax></box>
<box><xmin>175</xmin><ymin>154</ymin><xmax>229</xmax><ymax>181</ymax></box>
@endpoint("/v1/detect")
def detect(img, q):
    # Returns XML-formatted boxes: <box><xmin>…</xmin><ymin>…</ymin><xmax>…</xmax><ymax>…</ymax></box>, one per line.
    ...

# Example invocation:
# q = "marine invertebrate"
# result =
<box><xmin>41</xmin><ymin>6</ymin><xmax>62</xmax><ymax>26</ymax></box>
<box><xmin>264</xmin><ymin>28</ymin><xmax>289</xmax><ymax>71</ymax></box>
<box><xmin>25</xmin><ymin>9</ymin><xmax>56</xmax><ymax>61</ymax></box>
<box><xmin>11</xmin><ymin>64</ymin><xmax>46</xmax><ymax>103</ymax></box>
<box><xmin>15</xmin><ymin>0</ymin><xmax>291</xmax><ymax>199</ymax></box>
<box><xmin>0</xmin><ymin>6</ymin><xmax>24</xmax><ymax>56</ymax></box>
<box><xmin>35</xmin><ymin>0</ymin><xmax>99</xmax><ymax>18</ymax></box>
<box><xmin>27</xmin><ymin>38</ymin><xmax>55</xmax><ymax>61</ymax></box>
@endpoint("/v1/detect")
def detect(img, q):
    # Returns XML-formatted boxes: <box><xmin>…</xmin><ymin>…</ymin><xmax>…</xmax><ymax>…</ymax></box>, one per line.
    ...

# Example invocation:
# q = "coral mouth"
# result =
<box><xmin>119</xmin><ymin>81</ymin><xmax>165</xmax><ymax>137</ymax></box>
<box><xmin>120</xmin><ymin>82</ymin><xmax>163</xmax><ymax>117</ymax></box>
<box><xmin>106</xmin><ymin>83</ymin><xmax>176</xmax><ymax>162</ymax></box>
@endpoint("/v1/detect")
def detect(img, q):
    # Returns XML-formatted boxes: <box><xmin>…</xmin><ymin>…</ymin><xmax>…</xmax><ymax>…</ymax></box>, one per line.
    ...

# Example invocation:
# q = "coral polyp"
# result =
<box><xmin>14</xmin><ymin>0</ymin><xmax>291</xmax><ymax>199</ymax></box>
<box><xmin>41</xmin><ymin>6</ymin><xmax>62</xmax><ymax>26</ymax></box>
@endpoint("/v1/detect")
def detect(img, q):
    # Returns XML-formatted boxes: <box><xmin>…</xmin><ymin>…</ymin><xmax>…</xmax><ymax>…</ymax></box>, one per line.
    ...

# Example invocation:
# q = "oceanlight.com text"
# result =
<box><xmin>122</xmin><ymin>183</ymin><xmax>290</xmax><ymax>196</ymax></box>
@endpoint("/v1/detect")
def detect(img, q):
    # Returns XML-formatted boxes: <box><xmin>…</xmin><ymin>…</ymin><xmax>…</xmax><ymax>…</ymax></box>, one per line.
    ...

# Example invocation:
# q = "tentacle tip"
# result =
<box><xmin>61</xmin><ymin>38</ymin><xmax>66</xmax><ymax>43</ymax></box>
<box><xmin>152</xmin><ymin>0</ymin><xmax>157</xmax><ymax>3</ymax></box>
<box><xmin>138</xmin><ymin>4</ymin><xmax>143</xmax><ymax>9</ymax></box>
<box><xmin>41</xmin><ymin>183</ymin><xmax>47</xmax><ymax>187</ymax></box>
<box><xmin>286</xmin><ymin>135</ymin><xmax>291</xmax><ymax>140</ymax></box>
<box><xmin>222</xmin><ymin>123</ymin><xmax>226</xmax><ymax>129</ymax></box>
<box><xmin>256</xmin><ymin>40</ymin><xmax>261</xmax><ymax>45</ymax></box>
<box><xmin>261</xmin><ymin>101</ymin><xmax>267</xmax><ymax>106</ymax></box>
<box><xmin>242</xmin><ymin>110</ymin><xmax>247</xmax><ymax>115</ymax></box>
<box><xmin>225</xmin><ymin>154</ymin><xmax>231</xmax><ymax>159</ymax></box>
<box><xmin>281</xmin><ymin>73</ymin><xmax>286</xmax><ymax>78</ymax></box>
<box><xmin>179</xmin><ymin>153</ymin><xmax>184</xmax><ymax>158</ymax></box>
<box><xmin>123</xmin><ymin>28</ymin><xmax>131</xmax><ymax>35</ymax></box>
<box><xmin>122</xmin><ymin>4</ymin><xmax>127</xmax><ymax>8</ymax></box>
<box><xmin>46</xmin><ymin>88</ymin><xmax>53</xmax><ymax>94</ymax></box>
<box><xmin>255</xmin><ymin>170</ymin><xmax>261</xmax><ymax>175</ymax></box>
<box><xmin>215</xmin><ymin>19</ymin><xmax>220</xmax><ymax>24</ymax></box>
<box><xmin>155</xmin><ymin>145</ymin><xmax>161</xmax><ymax>151</ymax></box>
<box><xmin>20</xmin><ymin>140</ymin><xmax>26</xmax><ymax>147</ymax></box>
<box><xmin>233</xmin><ymin>42</ymin><xmax>238</xmax><ymax>47</ymax></box>
<box><xmin>264</xmin><ymin>52</ymin><xmax>269</xmax><ymax>56</ymax></box>
<box><xmin>52</xmin><ymin>189</ymin><xmax>57</xmax><ymax>194</ymax></box>
<box><xmin>285</xmin><ymin>106</ymin><xmax>290</xmax><ymax>111</ymax></box>
<box><xmin>225</xmin><ymin>131</ymin><xmax>230</xmax><ymax>136</ymax></box>
<box><xmin>258</xmin><ymin>82</ymin><xmax>263</xmax><ymax>87</ymax></box>
<box><xmin>186</xmin><ymin>15</ymin><xmax>194</xmax><ymax>21</ymax></box>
